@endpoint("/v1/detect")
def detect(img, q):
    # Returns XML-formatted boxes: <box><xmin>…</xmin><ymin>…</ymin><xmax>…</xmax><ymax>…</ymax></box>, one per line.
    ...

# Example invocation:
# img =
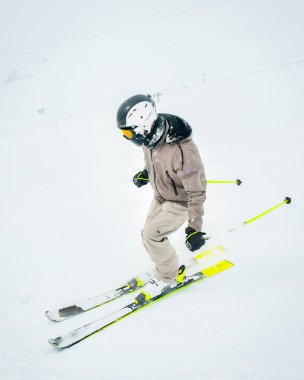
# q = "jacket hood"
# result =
<box><xmin>144</xmin><ymin>113</ymin><xmax>192</xmax><ymax>149</ymax></box>
<box><xmin>162</xmin><ymin>113</ymin><xmax>192</xmax><ymax>144</ymax></box>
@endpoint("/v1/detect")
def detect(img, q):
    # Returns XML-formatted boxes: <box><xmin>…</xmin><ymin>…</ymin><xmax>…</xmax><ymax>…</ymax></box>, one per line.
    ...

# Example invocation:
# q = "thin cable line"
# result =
<box><xmin>1</xmin><ymin>57</ymin><xmax>302</xmax><ymax>135</ymax></box>
<box><xmin>0</xmin><ymin>0</ymin><xmax>227</xmax><ymax>62</ymax></box>
<box><xmin>203</xmin><ymin>59</ymin><xmax>304</xmax><ymax>85</ymax></box>
<box><xmin>161</xmin><ymin>58</ymin><xmax>304</xmax><ymax>95</ymax></box>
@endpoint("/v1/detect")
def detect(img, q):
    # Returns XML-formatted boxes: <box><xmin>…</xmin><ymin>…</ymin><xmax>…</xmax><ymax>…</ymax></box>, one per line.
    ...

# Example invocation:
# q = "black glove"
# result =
<box><xmin>185</xmin><ymin>227</ymin><xmax>206</xmax><ymax>252</ymax></box>
<box><xmin>133</xmin><ymin>169</ymin><xmax>149</xmax><ymax>188</ymax></box>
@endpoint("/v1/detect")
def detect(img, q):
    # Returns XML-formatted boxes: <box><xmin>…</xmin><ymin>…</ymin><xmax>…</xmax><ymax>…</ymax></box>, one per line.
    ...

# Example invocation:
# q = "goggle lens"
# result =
<box><xmin>121</xmin><ymin>129</ymin><xmax>134</xmax><ymax>139</ymax></box>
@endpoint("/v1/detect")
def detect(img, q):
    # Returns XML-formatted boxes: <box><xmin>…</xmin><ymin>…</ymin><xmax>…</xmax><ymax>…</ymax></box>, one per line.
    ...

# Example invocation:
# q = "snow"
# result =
<box><xmin>0</xmin><ymin>0</ymin><xmax>304</xmax><ymax>379</ymax></box>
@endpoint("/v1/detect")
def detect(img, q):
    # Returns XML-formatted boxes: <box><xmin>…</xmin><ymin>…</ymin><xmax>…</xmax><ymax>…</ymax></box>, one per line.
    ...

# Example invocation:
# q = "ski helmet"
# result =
<box><xmin>116</xmin><ymin>94</ymin><xmax>158</xmax><ymax>147</ymax></box>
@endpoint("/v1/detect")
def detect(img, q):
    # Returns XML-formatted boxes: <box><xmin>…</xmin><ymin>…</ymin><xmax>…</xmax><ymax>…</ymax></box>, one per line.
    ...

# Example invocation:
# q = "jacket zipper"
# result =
<box><xmin>177</xmin><ymin>143</ymin><xmax>184</xmax><ymax>170</ymax></box>
<box><xmin>150</xmin><ymin>150</ymin><xmax>164</xmax><ymax>199</ymax></box>
<box><xmin>166</xmin><ymin>170</ymin><xmax>178</xmax><ymax>196</ymax></box>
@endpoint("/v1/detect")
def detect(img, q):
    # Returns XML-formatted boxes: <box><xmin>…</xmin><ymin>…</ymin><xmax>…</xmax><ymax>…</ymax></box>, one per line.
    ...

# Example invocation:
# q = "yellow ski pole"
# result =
<box><xmin>207</xmin><ymin>179</ymin><xmax>242</xmax><ymax>185</ymax></box>
<box><xmin>188</xmin><ymin>198</ymin><xmax>291</xmax><ymax>273</ymax></box>
<box><xmin>206</xmin><ymin>197</ymin><xmax>291</xmax><ymax>240</ymax></box>
<box><xmin>243</xmin><ymin>197</ymin><xmax>291</xmax><ymax>225</ymax></box>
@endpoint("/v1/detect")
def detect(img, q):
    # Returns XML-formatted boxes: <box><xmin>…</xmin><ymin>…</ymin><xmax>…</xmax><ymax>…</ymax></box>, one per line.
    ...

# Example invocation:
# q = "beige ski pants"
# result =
<box><xmin>141</xmin><ymin>199</ymin><xmax>188</xmax><ymax>283</ymax></box>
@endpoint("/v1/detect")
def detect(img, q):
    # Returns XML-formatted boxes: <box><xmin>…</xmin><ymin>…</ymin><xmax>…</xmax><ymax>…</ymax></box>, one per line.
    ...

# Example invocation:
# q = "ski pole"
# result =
<box><xmin>207</xmin><ymin>179</ymin><xmax>242</xmax><ymax>185</ymax></box>
<box><xmin>206</xmin><ymin>197</ymin><xmax>291</xmax><ymax>239</ymax></box>
<box><xmin>243</xmin><ymin>197</ymin><xmax>291</xmax><ymax>225</ymax></box>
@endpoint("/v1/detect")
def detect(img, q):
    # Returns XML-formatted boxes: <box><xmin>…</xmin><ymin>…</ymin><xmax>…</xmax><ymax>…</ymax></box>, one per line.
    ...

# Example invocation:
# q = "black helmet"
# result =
<box><xmin>116</xmin><ymin>94</ymin><xmax>158</xmax><ymax>147</ymax></box>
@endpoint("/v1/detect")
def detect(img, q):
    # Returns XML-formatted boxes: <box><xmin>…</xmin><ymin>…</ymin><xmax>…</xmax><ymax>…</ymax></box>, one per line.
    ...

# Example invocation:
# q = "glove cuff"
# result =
<box><xmin>185</xmin><ymin>227</ymin><xmax>196</xmax><ymax>235</ymax></box>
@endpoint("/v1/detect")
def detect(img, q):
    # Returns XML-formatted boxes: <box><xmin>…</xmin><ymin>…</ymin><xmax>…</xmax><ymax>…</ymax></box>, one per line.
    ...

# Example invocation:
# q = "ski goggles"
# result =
<box><xmin>120</xmin><ymin>126</ymin><xmax>146</xmax><ymax>146</ymax></box>
<box><xmin>120</xmin><ymin>128</ymin><xmax>134</xmax><ymax>140</ymax></box>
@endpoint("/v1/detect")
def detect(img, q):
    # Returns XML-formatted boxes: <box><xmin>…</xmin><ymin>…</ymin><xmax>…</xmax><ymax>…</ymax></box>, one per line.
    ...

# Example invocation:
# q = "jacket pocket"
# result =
<box><xmin>165</xmin><ymin>170</ymin><xmax>178</xmax><ymax>195</ymax></box>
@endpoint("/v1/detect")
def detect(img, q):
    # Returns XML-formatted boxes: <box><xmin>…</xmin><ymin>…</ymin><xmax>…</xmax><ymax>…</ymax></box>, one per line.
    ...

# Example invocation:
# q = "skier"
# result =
<box><xmin>116</xmin><ymin>94</ymin><xmax>207</xmax><ymax>300</ymax></box>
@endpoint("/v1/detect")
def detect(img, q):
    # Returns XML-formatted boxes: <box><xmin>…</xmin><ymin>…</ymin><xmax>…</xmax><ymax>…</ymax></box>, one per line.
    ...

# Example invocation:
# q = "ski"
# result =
<box><xmin>45</xmin><ymin>245</ymin><xmax>225</xmax><ymax>322</ymax></box>
<box><xmin>45</xmin><ymin>272</ymin><xmax>152</xmax><ymax>322</ymax></box>
<box><xmin>48</xmin><ymin>259</ymin><xmax>233</xmax><ymax>349</ymax></box>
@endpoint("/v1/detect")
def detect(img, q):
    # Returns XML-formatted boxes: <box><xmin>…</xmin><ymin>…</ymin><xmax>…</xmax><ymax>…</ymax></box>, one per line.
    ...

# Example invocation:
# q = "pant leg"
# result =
<box><xmin>142</xmin><ymin>199</ymin><xmax>188</xmax><ymax>282</ymax></box>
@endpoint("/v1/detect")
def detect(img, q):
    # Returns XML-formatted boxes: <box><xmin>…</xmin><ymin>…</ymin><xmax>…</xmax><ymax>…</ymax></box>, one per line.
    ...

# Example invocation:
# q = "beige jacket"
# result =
<box><xmin>143</xmin><ymin>128</ymin><xmax>207</xmax><ymax>231</ymax></box>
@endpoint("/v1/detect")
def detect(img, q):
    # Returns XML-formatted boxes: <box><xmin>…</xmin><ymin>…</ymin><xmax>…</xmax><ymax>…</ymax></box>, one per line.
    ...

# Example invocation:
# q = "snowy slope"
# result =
<box><xmin>0</xmin><ymin>1</ymin><xmax>304</xmax><ymax>379</ymax></box>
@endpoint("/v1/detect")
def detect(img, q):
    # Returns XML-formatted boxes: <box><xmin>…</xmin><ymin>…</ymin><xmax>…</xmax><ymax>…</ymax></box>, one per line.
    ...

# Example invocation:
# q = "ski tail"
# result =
<box><xmin>45</xmin><ymin>275</ymin><xmax>151</xmax><ymax>322</ymax></box>
<box><xmin>48</xmin><ymin>260</ymin><xmax>234</xmax><ymax>349</ymax></box>
<box><xmin>45</xmin><ymin>245</ymin><xmax>226</xmax><ymax>322</ymax></box>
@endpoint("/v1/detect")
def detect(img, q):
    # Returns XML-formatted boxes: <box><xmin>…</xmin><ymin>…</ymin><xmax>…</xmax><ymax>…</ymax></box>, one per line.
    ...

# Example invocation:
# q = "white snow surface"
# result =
<box><xmin>0</xmin><ymin>1</ymin><xmax>304</xmax><ymax>379</ymax></box>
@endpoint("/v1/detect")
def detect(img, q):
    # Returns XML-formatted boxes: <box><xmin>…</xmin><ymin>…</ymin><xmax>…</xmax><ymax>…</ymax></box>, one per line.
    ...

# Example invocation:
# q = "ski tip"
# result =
<box><xmin>201</xmin><ymin>260</ymin><xmax>234</xmax><ymax>277</ymax></box>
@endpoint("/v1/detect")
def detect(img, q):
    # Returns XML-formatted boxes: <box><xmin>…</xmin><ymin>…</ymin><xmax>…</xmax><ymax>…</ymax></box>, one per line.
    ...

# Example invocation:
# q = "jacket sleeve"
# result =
<box><xmin>174</xmin><ymin>142</ymin><xmax>207</xmax><ymax>231</ymax></box>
